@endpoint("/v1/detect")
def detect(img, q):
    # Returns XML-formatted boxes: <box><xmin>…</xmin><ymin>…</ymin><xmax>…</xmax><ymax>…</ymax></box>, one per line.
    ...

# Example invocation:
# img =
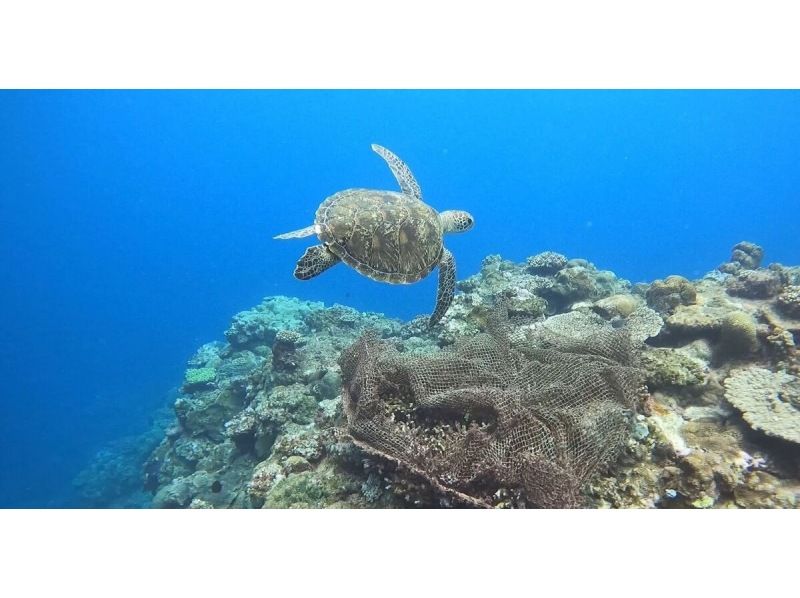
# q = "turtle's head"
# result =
<box><xmin>440</xmin><ymin>210</ymin><xmax>475</xmax><ymax>234</ymax></box>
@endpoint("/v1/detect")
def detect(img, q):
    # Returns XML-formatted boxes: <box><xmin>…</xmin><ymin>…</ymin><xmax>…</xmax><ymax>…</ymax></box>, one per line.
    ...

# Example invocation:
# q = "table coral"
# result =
<box><xmin>723</xmin><ymin>367</ymin><xmax>800</xmax><ymax>445</ymax></box>
<box><xmin>183</xmin><ymin>367</ymin><xmax>216</xmax><ymax>391</ymax></box>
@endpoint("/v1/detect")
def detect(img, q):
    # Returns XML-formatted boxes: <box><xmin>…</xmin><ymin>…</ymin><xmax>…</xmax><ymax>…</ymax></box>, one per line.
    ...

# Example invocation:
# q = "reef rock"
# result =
<box><xmin>726</xmin><ymin>269</ymin><xmax>783</xmax><ymax>299</ymax></box>
<box><xmin>776</xmin><ymin>285</ymin><xmax>800</xmax><ymax>318</ymax></box>
<box><xmin>593</xmin><ymin>293</ymin><xmax>642</xmax><ymax>319</ymax></box>
<box><xmin>641</xmin><ymin>348</ymin><xmax>707</xmax><ymax>390</ymax></box>
<box><xmin>719</xmin><ymin>241</ymin><xmax>764</xmax><ymax>273</ymax></box>
<box><xmin>645</xmin><ymin>275</ymin><xmax>696</xmax><ymax>315</ymax></box>
<box><xmin>525</xmin><ymin>251</ymin><xmax>568</xmax><ymax>275</ymax></box>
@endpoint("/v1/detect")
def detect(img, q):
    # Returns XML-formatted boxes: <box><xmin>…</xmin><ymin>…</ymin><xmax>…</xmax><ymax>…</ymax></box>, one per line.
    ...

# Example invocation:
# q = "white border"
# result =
<box><xmin>1</xmin><ymin>1</ymin><xmax>799</xmax><ymax>87</ymax></box>
<box><xmin>1</xmin><ymin>510</ymin><xmax>796</xmax><ymax>595</ymax></box>
<box><xmin>1</xmin><ymin>1</ymin><xmax>797</xmax><ymax>595</ymax></box>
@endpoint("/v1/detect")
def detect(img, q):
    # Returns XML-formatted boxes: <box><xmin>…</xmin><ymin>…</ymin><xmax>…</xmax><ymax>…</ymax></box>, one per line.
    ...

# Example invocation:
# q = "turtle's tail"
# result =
<box><xmin>274</xmin><ymin>225</ymin><xmax>317</xmax><ymax>240</ymax></box>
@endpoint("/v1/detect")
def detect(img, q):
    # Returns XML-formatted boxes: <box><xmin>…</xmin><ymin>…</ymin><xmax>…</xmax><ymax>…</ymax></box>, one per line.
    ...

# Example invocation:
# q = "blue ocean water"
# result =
<box><xmin>0</xmin><ymin>90</ymin><xmax>798</xmax><ymax>507</ymax></box>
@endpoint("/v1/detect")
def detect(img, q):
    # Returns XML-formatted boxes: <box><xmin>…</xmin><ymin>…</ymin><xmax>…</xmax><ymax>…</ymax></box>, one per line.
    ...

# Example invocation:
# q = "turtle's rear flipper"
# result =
<box><xmin>294</xmin><ymin>245</ymin><xmax>340</xmax><ymax>280</ymax></box>
<box><xmin>429</xmin><ymin>248</ymin><xmax>455</xmax><ymax>327</ymax></box>
<box><xmin>274</xmin><ymin>225</ymin><xmax>316</xmax><ymax>240</ymax></box>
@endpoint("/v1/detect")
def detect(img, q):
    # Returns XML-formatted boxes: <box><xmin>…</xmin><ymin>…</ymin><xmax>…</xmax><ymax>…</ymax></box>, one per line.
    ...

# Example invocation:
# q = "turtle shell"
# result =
<box><xmin>315</xmin><ymin>189</ymin><xmax>443</xmax><ymax>283</ymax></box>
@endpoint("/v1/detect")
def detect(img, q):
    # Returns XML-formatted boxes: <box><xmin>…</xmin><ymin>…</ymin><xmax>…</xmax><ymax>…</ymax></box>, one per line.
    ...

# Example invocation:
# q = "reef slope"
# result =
<box><xmin>75</xmin><ymin>243</ymin><xmax>800</xmax><ymax>508</ymax></box>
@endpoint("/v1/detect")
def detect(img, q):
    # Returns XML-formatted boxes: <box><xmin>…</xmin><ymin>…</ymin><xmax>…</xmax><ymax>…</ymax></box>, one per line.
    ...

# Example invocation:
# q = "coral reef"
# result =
<box><xmin>225</xmin><ymin>296</ymin><xmax>318</xmax><ymax>350</ymax></box>
<box><xmin>73</xmin><ymin>406</ymin><xmax>174</xmax><ymax>507</ymax></box>
<box><xmin>446</xmin><ymin>253</ymin><xmax>631</xmax><ymax>343</ymax></box>
<box><xmin>81</xmin><ymin>242</ymin><xmax>800</xmax><ymax>509</ymax></box>
<box><xmin>139</xmin><ymin>296</ymin><xmax>407</xmax><ymax>510</ymax></box>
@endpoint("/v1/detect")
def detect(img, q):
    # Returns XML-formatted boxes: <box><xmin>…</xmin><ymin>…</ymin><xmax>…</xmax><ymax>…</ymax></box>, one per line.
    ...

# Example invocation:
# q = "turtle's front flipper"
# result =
<box><xmin>274</xmin><ymin>225</ymin><xmax>317</xmax><ymax>240</ymax></box>
<box><xmin>429</xmin><ymin>248</ymin><xmax>455</xmax><ymax>327</ymax></box>
<box><xmin>294</xmin><ymin>245</ymin><xmax>340</xmax><ymax>280</ymax></box>
<box><xmin>371</xmin><ymin>144</ymin><xmax>423</xmax><ymax>201</ymax></box>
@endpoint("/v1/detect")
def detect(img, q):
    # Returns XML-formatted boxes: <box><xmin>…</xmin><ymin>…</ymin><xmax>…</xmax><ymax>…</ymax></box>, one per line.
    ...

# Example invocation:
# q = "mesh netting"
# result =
<box><xmin>339</xmin><ymin>311</ymin><xmax>646</xmax><ymax>508</ymax></box>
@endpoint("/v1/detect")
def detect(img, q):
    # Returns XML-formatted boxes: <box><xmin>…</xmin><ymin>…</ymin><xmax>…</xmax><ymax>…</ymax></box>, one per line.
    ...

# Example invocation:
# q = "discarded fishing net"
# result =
<box><xmin>339</xmin><ymin>311</ymin><xmax>648</xmax><ymax>508</ymax></box>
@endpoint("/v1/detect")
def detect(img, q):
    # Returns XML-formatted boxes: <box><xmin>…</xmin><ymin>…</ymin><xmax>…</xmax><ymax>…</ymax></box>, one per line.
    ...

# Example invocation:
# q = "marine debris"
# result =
<box><xmin>340</xmin><ymin>310</ymin><xmax>652</xmax><ymax>508</ymax></box>
<box><xmin>75</xmin><ymin>242</ymin><xmax>800</xmax><ymax>508</ymax></box>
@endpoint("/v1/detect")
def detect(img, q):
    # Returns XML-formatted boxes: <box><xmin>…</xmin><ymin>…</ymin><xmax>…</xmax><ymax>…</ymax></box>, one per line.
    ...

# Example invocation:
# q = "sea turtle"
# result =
<box><xmin>274</xmin><ymin>144</ymin><xmax>474</xmax><ymax>327</ymax></box>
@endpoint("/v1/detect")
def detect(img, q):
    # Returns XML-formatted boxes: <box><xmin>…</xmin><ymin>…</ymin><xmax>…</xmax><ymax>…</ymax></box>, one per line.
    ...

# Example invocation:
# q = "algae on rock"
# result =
<box><xmin>642</xmin><ymin>348</ymin><xmax>706</xmax><ymax>389</ymax></box>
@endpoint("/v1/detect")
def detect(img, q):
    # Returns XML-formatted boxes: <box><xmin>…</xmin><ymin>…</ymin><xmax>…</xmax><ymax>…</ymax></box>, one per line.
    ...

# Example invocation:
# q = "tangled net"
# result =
<box><xmin>339</xmin><ymin>311</ymin><xmax>647</xmax><ymax>508</ymax></box>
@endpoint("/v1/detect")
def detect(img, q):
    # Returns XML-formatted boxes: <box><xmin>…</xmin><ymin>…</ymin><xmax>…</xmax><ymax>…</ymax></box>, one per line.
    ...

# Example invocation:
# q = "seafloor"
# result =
<box><xmin>75</xmin><ymin>242</ymin><xmax>800</xmax><ymax>508</ymax></box>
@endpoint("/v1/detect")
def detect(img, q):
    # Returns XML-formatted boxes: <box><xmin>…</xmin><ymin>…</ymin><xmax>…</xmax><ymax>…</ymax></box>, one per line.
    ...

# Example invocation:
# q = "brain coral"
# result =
<box><xmin>723</xmin><ymin>367</ymin><xmax>800</xmax><ymax>445</ymax></box>
<box><xmin>719</xmin><ymin>311</ymin><xmax>759</xmax><ymax>356</ymax></box>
